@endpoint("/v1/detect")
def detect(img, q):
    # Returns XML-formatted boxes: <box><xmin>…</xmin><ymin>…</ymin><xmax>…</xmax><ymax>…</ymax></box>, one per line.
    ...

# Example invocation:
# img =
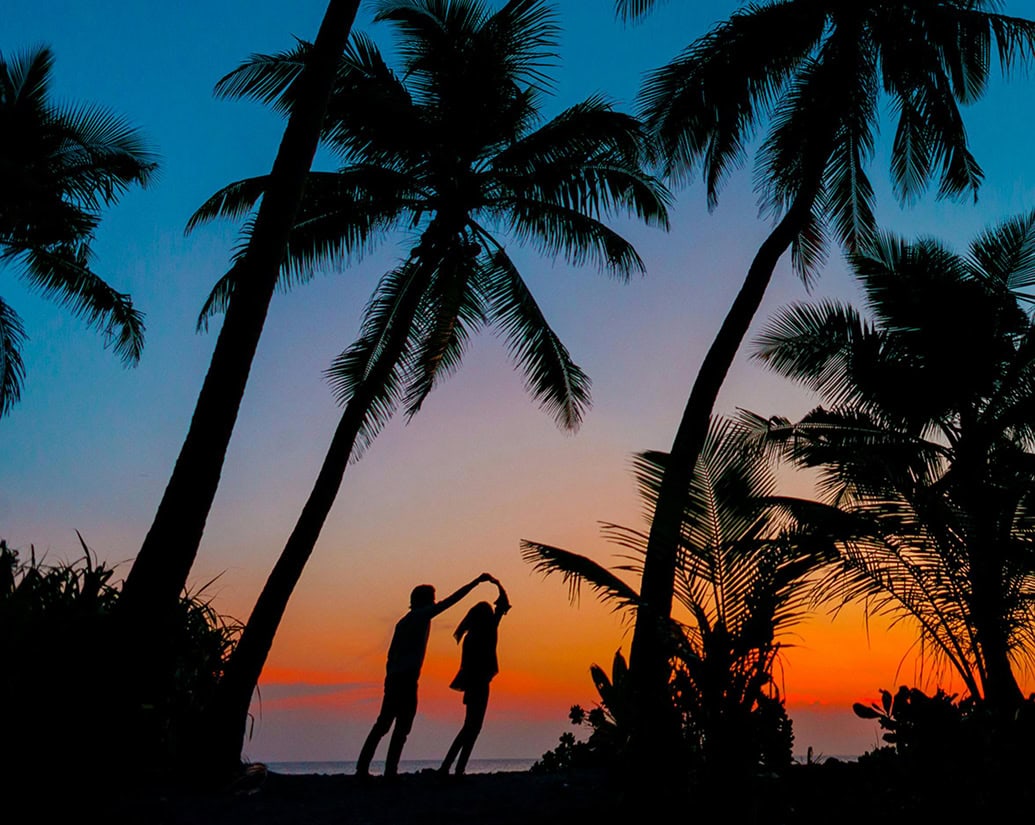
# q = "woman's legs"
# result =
<box><xmin>440</xmin><ymin>683</ymin><xmax>490</xmax><ymax>775</ymax></box>
<box><xmin>440</xmin><ymin>728</ymin><xmax>465</xmax><ymax>774</ymax></box>
<box><xmin>454</xmin><ymin>684</ymin><xmax>489</xmax><ymax>775</ymax></box>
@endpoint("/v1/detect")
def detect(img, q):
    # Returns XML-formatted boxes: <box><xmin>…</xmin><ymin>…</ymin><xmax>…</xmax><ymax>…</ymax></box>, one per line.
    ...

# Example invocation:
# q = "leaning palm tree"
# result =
<box><xmin>0</xmin><ymin>45</ymin><xmax>156</xmax><ymax>416</ymax></box>
<box><xmin>744</xmin><ymin>210</ymin><xmax>1035</xmax><ymax>714</ymax></box>
<box><xmin>612</xmin><ymin>0</ymin><xmax>1035</xmax><ymax>741</ymax></box>
<box><xmin>523</xmin><ymin>418</ymin><xmax>833</xmax><ymax>773</ymax></box>
<box><xmin>188</xmin><ymin>0</ymin><xmax>669</xmax><ymax>774</ymax></box>
<box><xmin>118</xmin><ymin>0</ymin><xmax>361</xmax><ymax>629</ymax></box>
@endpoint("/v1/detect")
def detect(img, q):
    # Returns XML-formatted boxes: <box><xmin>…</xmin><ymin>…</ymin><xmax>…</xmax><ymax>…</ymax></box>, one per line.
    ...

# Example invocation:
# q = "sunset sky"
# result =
<box><xmin>6</xmin><ymin>0</ymin><xmax>1035</xmax><ymax>763</ymax></box>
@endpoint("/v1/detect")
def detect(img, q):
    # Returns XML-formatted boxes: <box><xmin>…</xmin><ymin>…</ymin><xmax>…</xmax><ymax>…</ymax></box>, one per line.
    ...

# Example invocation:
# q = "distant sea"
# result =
<box><xmin>266</xmin><ymin>759</ymin><xmax>538</xmax><ymax>776</ymax></box>
<box><xmin>265</xmin><ymin>755</ymin><xmax>858</xmax><ymax>776</ymax></box>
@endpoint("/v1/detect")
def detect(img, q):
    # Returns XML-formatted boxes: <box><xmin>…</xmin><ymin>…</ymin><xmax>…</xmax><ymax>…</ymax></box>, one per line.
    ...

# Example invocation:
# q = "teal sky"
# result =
<box><xmin>7</xmin><ymin>1</ymin><xmax>1035</xmax><ymax>763</ymax></box>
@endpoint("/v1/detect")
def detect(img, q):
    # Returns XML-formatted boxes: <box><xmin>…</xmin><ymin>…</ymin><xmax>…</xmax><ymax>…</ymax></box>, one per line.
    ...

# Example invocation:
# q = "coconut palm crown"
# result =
<box><xmin>191</xmin><ymin>0</ymin><xmax>669</xmax><ymax>448</ymax></box>
<box><xmin>629</xmin><ymin>0</ymin><xmax>1035</xmax><ymax>271</ymax></box>
<box><xmin>0</xmin><ymin>45</ymin><xmax>157</xmax><ymax>416</ymax></box>
<box><xmin>745</xmin><ymin>210</ymin><xmax>1035</xmax><ymax>711</ymax></box>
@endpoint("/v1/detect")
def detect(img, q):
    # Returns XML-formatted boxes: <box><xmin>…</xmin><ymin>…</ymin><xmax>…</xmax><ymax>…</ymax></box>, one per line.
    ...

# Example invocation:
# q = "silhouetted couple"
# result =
<box><xmin>356</xmin><ymin>572</ymin><xmax>510</xmax><ymax>778</ymax></box>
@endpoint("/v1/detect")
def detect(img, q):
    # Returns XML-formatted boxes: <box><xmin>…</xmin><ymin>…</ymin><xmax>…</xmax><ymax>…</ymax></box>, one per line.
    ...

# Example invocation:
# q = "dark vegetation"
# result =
<box><xmin>7</xmin><ymin>0</ymin><xmax>1035</xmax><ymax>820</ymax></box>
<box><xmin>0</xmin><ymin>538</ymin><xmax>239</xmax><ymax>808</ymax></box>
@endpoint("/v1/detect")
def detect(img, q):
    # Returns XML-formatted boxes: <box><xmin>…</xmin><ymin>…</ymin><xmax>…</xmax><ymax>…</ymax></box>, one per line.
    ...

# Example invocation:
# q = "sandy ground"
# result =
<box><xmin>91</xmin><ymin>758</ymin><xmax>1026</xmax><ymax>824</ymax></box>
<box><xmin>101</xmin><ymin>767</ymin><xmax>624</xmax><ymax>825</ymax></box>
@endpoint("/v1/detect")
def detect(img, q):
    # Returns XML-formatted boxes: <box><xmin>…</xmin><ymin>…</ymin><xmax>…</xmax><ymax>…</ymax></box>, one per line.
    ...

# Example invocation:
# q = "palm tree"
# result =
<box><xmin>187</xmin><ymin>0</ymin><xmax>669</xmax><ymax>773</ymax></box>
<box><xmin>523</xmin><ymin>418</ymin><xmax>833</xmax><ymax>774</ymax></box>
<box><xmin>744</xmin><ymin>211</ymin><xmax>1035</xmax><ymax>715</ymax></box>
<box><xmin>0</xmin><ymin>45</ymin><xmax>156</xmax><ymax>416</ymax></box>
<box><xmin>118</xmin><ymin>0</ymin><xmax>361</xmax><ymax>629</ymax></box>
<box><xmin>611</xmin><ymin>0</ymin><xmax>1035</xmax><ymax>746</ymax></box>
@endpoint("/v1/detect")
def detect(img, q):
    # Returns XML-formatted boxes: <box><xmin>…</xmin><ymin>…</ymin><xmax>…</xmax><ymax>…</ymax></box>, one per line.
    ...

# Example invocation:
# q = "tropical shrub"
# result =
<box><xmin>534</xmin><ymin>650</ymin><xmax>634</xmax><ymax>773</ymax></box>
<box><xmin>0</xmin><ymin>537</ymin><xmax>240</xmax><ymax>790</ymax></box>
<box><xmin>524</xmin><ymin>419</ymin><xmax>830</xmax><ymax>775</ymax></box>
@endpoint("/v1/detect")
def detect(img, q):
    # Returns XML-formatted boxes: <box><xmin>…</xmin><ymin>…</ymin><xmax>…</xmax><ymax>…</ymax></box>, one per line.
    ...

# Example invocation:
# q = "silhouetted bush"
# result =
<box><xmin>855</xmin><ymin>685</ymin><xmax>1035</xmax><ymax>791</ymax></box>
<box><xmin>0</xmin><ymin>536</ymin><xmax>240</xmax><ymax>795</ymax></box>
<box><xmin>535</xmin><ymin>648</ymin><xmax>794</xmax><ymax>780</ymax></box>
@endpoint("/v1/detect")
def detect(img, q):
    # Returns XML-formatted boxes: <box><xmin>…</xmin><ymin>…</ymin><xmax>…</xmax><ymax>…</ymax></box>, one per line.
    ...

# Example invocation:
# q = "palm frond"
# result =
<box><xmin>520</xmin><ymin>540</ymin><xmax>641</xmax><ymax>611</ymax></box>
<box><xmin>477</xmin><ymin>242</ymin><xmax>590</xmax><ymax>431</ymax></box>
<box><xmin>15</xmin><ymin>242</ymin><xmax>144</xmax><ymax>364</ymax></box>
<box><xmin>640</xmin><ymin>1</ymin><xmax>826</xmax><ymax>197</ymax></box>
<box><xmin>0</xmin><ymin>297</ymin><xmax>27</xmax><ymax>416</ymax></box>
<box><xmin>502</xmin><ymin>198</ymin><xmax>646</xmax><ymax>280</ymax></box>
<box><xmin>401</xmin><ymin>244</ymin><xmax>486</xmax><ymax>418</ymax></box>
<box><xmin>278</xmin><ymin>168</ymin><xmax>416</xmax><ymax>281</ymax></box>
<box><xmin>882</xmin><ymin>48</ymin><xmax>983</xmax><ymax>202</ymax></box>
<box><xmin>324</xmin><ymin>259</ymin><xmax>430</xmax><ymax>457</ymax></box>
<box><xmin>752</xmin><ymin>299</ymin><xmax>871</xmax><ymax>406</ymax></box>
<box><xmin>213</xmin><ymin>40</ymin><xmax>310</xmax><ymax>111</ymax></box>
<box><xmin>186</xmin><ymin>176</ymin><xmax>268</xmax><ymax>233</ymax></box>
<box><xmin>377</xmin><ymin>0</ymin><xmax>559</xmax><ymax>97</ymax></box>
<box><xmin>789</xmin><ymin>203</ymin><xmax>829</xmax><ymax>288</ymax></box>
<box><xmin>322</xmin><ymin>34</ymin><xmax>419</xmax><ymax>166</ymax></box>
<box><xmin>491</xmin><ymin>97</ymin><xmax>655</xmax><ymax>176</ymax></box>
<box><xmin>757</xmin><ymin>25</ymin><xmax>880</xmax><ymax>258</ymax></box>
<box><xmin>46</xmin><ymin>102</ymin><xmax>158</xmax><ymax>203</ymax></box>
<box><xmin>0</xmin><ymin>44</ymin><xmax>54</xmax><ymax>110</ymax></box>
<box><xmin>969</xmin><ymin>208</ymin><xmax>1035</xmax><ymax>298</ymax></box>
<box><xmin>499</xmin><ymin>155</ymin><xmax>670</xmax><ymax>237</ymax></box>
<box><xmin>614</xmin><ymin>0</ymin><xmax>663</xmax><ymax>23</ymax></box>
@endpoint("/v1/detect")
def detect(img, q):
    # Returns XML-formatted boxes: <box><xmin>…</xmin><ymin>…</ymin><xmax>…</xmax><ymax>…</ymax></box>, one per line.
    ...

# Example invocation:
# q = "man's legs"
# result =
<box><xmin>383</xmin><ymin>679</ymin><xmax>418</xmax><ymax>777</ymax></box>
<box><xmin>356</xmin><ymin>689</ymin><xmax>397</xmax><ymax>776</ymax></box>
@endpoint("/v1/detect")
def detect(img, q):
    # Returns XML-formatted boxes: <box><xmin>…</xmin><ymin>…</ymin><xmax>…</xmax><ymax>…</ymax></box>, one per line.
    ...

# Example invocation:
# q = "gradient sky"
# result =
<box><xmin>5</xmin><ymin>0</ymin><xmax>1035</xmax><ymax>763</ymax></box>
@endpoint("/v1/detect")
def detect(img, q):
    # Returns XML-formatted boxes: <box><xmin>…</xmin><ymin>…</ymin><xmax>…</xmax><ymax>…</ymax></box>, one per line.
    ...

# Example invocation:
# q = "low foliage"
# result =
<box><xmin>0</xmin><ymin>536</ymin><xmax>240</xmax><ymax>790</ymax></box>
<box><xmin>526</xmin><ymin>419</ymin><xmax>823</xmax><ymax>776</ymax></box>
<box><xmin>854</xmin><ymin>685</ymin><xmax>1035</xmax><ymax>793</ymax></box>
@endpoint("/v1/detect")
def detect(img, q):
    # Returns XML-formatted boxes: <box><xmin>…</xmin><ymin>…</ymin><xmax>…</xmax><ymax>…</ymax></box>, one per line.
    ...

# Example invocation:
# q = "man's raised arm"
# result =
<box><xmin>431</xmin><ymin>573</ymin><xmax>492</xmax><ymax>616</ymax></box>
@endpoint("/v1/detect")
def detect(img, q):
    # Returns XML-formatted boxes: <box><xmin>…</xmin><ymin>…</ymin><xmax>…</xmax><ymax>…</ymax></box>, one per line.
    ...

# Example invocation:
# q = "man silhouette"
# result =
<box><xmin>356</xmin><ymin>573</ymin><xmax>494</xmax><ymax>777</ymax></box>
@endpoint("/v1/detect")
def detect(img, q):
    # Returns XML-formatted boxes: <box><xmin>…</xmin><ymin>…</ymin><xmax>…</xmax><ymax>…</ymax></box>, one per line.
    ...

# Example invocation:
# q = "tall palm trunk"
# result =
<box><xmin>971</xmin><ymin>560</ymin><xmax>1022</xmax><ymax>712</ymax></box>
<box><xmin>201</xmin><ymin>260</ymin><xmax>432</xmax><ymax>775</ymax></box>
<box><xmin>120</xmin><ymin>0</ymin><xmax>361</xmax><ymax>627</ymax></box>
<box><xmin>628</xmin><ymin>193</ymin><xmax>815</xmax><ymax>755</ymax></box>
<box><xmin>957</xmin><ymin>447</ymin><xmax>1022</xmax><ymax>714</ymax></box>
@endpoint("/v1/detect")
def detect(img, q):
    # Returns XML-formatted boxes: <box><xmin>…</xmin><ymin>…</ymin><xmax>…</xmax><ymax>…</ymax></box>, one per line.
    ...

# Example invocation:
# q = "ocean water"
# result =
<box><xmin>265</xmin><ymin>755</ymin><xmax>858</xmax><ymax>776</ymax></box>
<box><xmin>266</xmin><ymin>758</ymin><xmax>538</xmax><ymax>776</ymax></box>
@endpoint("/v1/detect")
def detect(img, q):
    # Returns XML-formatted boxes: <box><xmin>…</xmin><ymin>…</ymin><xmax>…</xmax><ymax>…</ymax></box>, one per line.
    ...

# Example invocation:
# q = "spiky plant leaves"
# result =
<box><xmin>524</xmin><ymin>417</ymin><xmax>833</xmax><ymax>767</ymax></box>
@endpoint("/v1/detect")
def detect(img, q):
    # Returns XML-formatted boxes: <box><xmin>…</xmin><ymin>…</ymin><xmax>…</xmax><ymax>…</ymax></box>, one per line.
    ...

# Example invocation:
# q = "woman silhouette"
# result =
<box><xmin>440</xmin><ymin>576</ymin><xmax>510</xmax><ymax>776</ymax></box>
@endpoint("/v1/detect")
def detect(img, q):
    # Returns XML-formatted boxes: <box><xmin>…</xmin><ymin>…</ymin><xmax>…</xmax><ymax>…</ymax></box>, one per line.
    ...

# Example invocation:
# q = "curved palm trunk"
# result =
<box><xmin>120</xmin><ymin>0</ymin><xmax>361</xmax><ymax>627</ymax></box>
<box><xmin>628</xmin><ymin>193</ymin><xmax>814</xmax><ymax>760</ymax></box>
<box><xmin>200</xmin><ymin>263</ymin><xmax>430</xmax><ymax>776</ymax></box>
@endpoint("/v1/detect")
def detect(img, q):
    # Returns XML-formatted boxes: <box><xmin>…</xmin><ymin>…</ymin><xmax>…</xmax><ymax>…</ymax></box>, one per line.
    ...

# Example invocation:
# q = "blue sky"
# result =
<box><xmin>7</xmin><ymin>1</ymin><xmax>1035</xmax><ymax>762</ymax></box>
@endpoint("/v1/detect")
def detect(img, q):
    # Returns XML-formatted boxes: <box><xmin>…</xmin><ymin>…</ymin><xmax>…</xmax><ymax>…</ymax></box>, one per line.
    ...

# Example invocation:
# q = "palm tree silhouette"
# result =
<box><xmin>523</xmin><ymin>418</ymin><xmax>831</xmax><ymax>774</ymax></box>
<box><xmin>190</xmin><ymin>0</ymin><xmax>669</xmax><ymax>773</ymax></box>
<box><xmin>119</xmin><ymin>1</ymin><xmax>362</xmax><ymax>628</ymax></box>
<box><xmin>612</xmin><ymin>0</ymin><xmax>1035</xmax><ymax>747</ymax></box>
<box><xmin>0</xmin><ymin>45</ymin><xmax>156</xmax><ymax>416</ymax></box>
<box><xmin>744</xmin><ymin>211</ymin><xmax>1035</xmax><ymax>715</ymax></box>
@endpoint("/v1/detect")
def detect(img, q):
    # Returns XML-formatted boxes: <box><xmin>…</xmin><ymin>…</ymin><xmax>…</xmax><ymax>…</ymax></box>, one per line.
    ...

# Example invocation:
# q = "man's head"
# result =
<box><xmin>410</xmin><ymin>584</ymin><xmax>436</xmax><ymax>609</ymax></box>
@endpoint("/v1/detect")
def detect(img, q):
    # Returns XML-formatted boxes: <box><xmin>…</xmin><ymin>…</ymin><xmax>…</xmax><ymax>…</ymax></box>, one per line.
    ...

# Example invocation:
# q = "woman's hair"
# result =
<box><xmin>453</xmin><ymin>600</ymin><xmax>494</xmax><ymax>642</ymax></box>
